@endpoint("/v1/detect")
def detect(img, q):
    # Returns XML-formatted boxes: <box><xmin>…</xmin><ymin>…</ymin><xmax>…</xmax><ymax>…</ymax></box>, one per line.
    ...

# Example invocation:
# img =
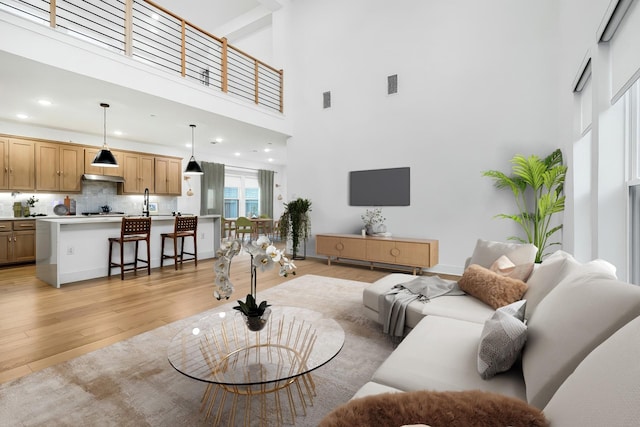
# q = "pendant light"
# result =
<box><xmin>184</xmin><ymin>124</ymin><xmax>204</xmax><ymax>175</ymax></box>
<box><xmin>91</xmin><ymin>103</ymin><xmax>119</xmax><ymax>167</ymax></box>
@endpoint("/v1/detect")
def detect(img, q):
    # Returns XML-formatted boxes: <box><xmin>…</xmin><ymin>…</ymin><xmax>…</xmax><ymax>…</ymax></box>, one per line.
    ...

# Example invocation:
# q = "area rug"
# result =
<box><xmin>0</xmin><ymin>275</ymin><xmax>394</xmax><ymax>426</ymax></box>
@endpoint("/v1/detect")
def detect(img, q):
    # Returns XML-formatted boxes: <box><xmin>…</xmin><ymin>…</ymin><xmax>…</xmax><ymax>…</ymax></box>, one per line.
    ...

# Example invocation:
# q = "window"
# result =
<box><xmin>627</xmin><ymin>80</ymin><xmax>640</xmax><ymax>284</ymax></box>
<box><xmin>224</xmin><ymin>171</ymin><xmax>260</xmax><ymax>218</ymax></box>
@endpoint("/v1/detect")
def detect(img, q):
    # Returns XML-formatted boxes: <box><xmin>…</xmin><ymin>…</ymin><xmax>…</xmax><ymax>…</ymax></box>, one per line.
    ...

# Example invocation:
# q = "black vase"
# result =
<box><xmin>241</xmin><ymin>308</ymin><xmax>271</xmax><ymax>332</ymax></box>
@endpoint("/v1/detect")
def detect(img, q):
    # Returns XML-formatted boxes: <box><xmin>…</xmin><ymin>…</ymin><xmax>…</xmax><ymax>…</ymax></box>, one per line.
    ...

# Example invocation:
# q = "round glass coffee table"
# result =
<box><xmin>167</xmin><ymin>306</ymin><xmax>345</xmax><ymax>426</ymax></box>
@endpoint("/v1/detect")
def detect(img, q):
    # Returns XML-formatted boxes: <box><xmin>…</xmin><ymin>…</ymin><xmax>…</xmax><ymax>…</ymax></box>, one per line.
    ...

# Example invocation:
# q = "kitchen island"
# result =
<box><xmin>36</xmin><ymin>215</ymin><xmax>221</xmax><ymax>288</ymax></box>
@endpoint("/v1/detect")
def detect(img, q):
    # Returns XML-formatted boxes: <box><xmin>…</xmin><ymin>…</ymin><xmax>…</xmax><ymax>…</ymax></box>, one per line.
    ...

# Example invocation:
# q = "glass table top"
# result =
<box><xmin>167</xmin><ymin>306</ymin><xmax>345</xmax><ymax>386</ymax></box>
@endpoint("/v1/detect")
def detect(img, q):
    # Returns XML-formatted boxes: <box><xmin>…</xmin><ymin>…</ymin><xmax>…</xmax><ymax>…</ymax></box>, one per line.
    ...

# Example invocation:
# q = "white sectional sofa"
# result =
<box><xmin>324</xmin><ymin>241</ymin><xmax>640</xmax><ymax>426</ymax></box>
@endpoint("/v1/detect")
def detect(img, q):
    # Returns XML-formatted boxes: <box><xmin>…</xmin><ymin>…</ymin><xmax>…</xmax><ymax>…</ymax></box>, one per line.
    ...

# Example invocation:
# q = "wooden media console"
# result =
<box><xmin>315</xmin><ymin>233</ymin><xmax>438</xmax><ymax>275</ymax></box>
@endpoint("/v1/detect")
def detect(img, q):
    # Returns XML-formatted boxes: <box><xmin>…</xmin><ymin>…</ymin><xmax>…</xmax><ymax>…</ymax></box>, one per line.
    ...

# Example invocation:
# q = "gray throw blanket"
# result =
<box><xmin>380</xmin><ymin>276</ymin><xmax>465</xmax><ymax>337</ymax></box>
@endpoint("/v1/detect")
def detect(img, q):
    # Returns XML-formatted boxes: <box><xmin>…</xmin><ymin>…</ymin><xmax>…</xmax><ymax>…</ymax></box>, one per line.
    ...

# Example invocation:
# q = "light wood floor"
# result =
<box><xmin>0</xmin><ymin>252</ymin><xmax>392</xmax><ymax>385</ymax></box>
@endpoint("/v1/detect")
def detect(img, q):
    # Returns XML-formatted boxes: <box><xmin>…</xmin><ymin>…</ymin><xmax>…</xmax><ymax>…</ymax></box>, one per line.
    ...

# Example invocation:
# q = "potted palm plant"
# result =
<box><xmin>482</xmin><ymin>148</ymin><xmax>567</xmax><ymax>263</ymax></box>
<box><xmin>278</xmin><ymin>198</ymin><xmax>312</xmax><ymax>260</ymax></box>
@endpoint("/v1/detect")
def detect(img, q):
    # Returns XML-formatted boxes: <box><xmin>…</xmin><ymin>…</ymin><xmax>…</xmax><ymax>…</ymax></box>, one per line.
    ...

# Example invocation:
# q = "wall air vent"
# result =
<box><xmin>388</xmin><ymin>74</ymin><xmax>398</xmax><ymax>94</ymax></box>
<box><xmin>323</xmin><ymin>91</ymin><xmax>331</xmax><ymax>109</ymax></box>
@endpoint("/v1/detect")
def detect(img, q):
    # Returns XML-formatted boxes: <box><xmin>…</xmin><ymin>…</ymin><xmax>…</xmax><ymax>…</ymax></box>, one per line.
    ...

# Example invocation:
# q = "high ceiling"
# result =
<box><xmin>0</xmin><ymin>0</ymin><xmax>290</xmax><ymax>166</ymax></box>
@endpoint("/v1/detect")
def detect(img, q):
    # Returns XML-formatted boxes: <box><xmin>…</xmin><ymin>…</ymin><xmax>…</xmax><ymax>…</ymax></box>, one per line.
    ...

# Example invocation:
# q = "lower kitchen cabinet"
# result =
<box><xmin>0</xmin><ymin>220</ymin><xmax>35</xmax><ymax>265</ymax></box>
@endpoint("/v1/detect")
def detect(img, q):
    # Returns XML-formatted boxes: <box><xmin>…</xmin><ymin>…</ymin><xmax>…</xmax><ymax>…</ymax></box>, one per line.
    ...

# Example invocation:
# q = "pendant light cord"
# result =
<box><xmin>191</xmin><ymin>124</ymin><xmax>196</xmax><ymax>158</ymax></box>
<box><xmin>100</xmin><ymin>102</ymin><xmax>109</xmax><ymax>149</ymax></box>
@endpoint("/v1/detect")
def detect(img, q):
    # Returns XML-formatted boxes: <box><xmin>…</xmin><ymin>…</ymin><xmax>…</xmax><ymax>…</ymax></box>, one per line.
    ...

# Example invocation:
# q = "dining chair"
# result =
<box><xmin>235</xmin><ymin>217</ymin><xmax>255</xmax><ymax>241</ymax></box>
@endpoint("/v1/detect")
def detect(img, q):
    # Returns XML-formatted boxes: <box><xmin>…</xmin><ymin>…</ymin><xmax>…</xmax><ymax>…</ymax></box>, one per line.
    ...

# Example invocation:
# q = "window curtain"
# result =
<box><xmin>258</xmin><ymin>169</ymin><xmax>274</xmax><ymax>218</ymax></box>
<box><xmin>200</xmin><ymin>161</ymin><xmax>225</xmax><ymax>216</ymax></box>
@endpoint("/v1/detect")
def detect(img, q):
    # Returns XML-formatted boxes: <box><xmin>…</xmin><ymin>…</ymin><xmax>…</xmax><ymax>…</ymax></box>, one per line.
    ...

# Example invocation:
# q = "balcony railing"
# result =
<box><xmin>1</xmin><ymin>0</ymin><xmax>284</xmax><ymax>113</ymax></box>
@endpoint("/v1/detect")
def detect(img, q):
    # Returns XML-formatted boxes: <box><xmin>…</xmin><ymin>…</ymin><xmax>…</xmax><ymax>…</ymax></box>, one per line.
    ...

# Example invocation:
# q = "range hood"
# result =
<box><xmin>82</xmin><ymin>174</ymin><xmax>126</xmax><ymax>183</ymax></box>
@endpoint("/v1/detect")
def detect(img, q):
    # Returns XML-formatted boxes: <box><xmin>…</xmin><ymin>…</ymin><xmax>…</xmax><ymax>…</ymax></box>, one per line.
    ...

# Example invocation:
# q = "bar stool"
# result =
<box><xmin>161</xmin><ymin>216</ymin><xmax>198</xmax><ymax>270</ymax></box>
<box><xmin>108</xmin><ymin>217</ymin><xmax>152</xmax><ymax>280</ymax></box>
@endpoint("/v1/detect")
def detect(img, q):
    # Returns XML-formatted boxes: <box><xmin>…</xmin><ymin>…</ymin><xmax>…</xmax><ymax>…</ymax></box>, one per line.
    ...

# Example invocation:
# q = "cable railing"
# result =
<box><xmin>0</xmin><ymin>0</ymin><xmax>284</xmax><ymax>113</ymax></box>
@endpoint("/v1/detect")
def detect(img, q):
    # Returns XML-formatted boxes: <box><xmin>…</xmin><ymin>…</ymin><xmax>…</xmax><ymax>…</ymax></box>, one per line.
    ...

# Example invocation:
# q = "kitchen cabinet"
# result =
<box><xmin>0</xmin><ymin>138</ymin><xmax>6</xmax><ymax>189</ymax></box>
<box><xmin>36</xmin><ymin>142</ymin><xmax>83</xmax><ymax>192</ymax></box>
<box><xmin>0</xmin><ymin>220</ymin><xmax>35</xmax><ymax>265</ymax></box>
<box><xmin>84</xmin><ymin>147</ymin><xmax>124</xmax><ymax>177</ymax></box>
<box><xmin>154</xmin><ymin>156</ymin><xmax>182</xmax><ymax>195</ymax></box>
<box><xmin>0</xmin><ymin>138</ymin><xmax>35</xmax><ymax>191</ymax></box>
<box><xmin>120</xmin><ymin>152</ymin><xmax>154</xmax><ymax>194</ymax></box>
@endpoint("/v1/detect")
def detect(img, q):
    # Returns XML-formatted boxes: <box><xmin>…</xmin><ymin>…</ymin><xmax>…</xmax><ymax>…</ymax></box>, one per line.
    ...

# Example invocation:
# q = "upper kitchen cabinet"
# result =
<box><xmin>84</xmin><ymin>147</ymin><xmax>124</xmax><ymax>177</ymax></box>
<box><xmin>0</xmin><ymin>137</ymin><xmax>6</xmax><ymax>189</ymax></box>
<box><xmin>154</xmin><ymin>156</ymin><xmax>182</xmax><ymax>195</ymax></box>
<box><xmin>1</xmin><ymin>138</ymin><xmax>35</xmax><ymax>191</ymax></box>
<box><xmin>119</xmin><ymin>153</ymin><xmax>154</xmax><ymax>194</ymax></box>
<box><xmin>35</xmin><ymin>142</ymin><xmax>83</xmax><ymax>192</ymax></box>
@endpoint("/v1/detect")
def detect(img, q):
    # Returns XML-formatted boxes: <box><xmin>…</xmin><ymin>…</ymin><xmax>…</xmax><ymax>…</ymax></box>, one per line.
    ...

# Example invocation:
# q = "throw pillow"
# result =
<box><xmin>319</xmin><ymin>389</ymin><xmax>549</xmax><ymax>427</ymax></box>
<box><xmin>477</xmin><ymin>300</ymin><xmax>527</xmax><ymax>379</ymax></box>
<box><xmin>490</xmin><ymin>255</ymin><xmax>535</xmax><ymax>282</ymax></box>
<box><xmin>458</xmin><ymin>264</ymin><xmax>528</xmax><ymax>309</ymax></box>
<box><xmin>468</xmin><ymin>238</ymin><xmax>538</xmax><ymax>269</ymax></box>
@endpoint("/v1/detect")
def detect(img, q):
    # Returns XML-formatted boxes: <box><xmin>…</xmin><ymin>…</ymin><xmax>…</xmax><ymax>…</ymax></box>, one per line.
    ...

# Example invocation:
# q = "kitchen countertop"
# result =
<box><xmin>36</xmin><ymin>214</ymin><xmax>218</xmax><ymax>224</ymax></box>
<box><xmin>0</xmin><ymin>216</ymin><xmax>40</xmax><ymax>220</ymax></box>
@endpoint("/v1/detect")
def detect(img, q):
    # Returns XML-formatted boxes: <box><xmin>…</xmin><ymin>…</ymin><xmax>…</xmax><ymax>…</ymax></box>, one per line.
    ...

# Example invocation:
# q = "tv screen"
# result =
<box><xmin>349</xmin><ymin>167</ymin><xmax>410</xmax><ymax>206</ymax></box>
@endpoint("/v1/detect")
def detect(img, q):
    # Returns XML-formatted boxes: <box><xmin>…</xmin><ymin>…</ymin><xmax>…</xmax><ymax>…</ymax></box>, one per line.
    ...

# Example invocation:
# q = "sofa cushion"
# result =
<box><xmin>320</xmin><ymin>389</ymin><xmax>548</xmax><ymax>427</ymax></box>
<box><xmin>478</xmin><ymin>300</ymin><xmax>527</xmax><ymax>379</ymax></box>
<box><xmin>371</xmin><ymin>315</ymin><xmax>526</xmax><ymax>400</ymax></box>
<box><xmin>363</xmin><ymin>273</ymin><xmax>494</xmax><ymax>329</ymax></box>
<box><xmin>458</xmin><ymin>264</ymin><xmax>528</xmax><ymax>309</ymax></box>
<box><xmin>468</xmin><ymin>238</ymin><xmax>537</xmax><ymax>269</ymax></box>
<box><xmin>523</xmin><ymin>250</ymin><xmax>617</xmax><ymax>320</ymax></box>
<box><xmin>543</xmin><ymin>315</ymin><xmax>640</xmax><ymax>425</ymax></box>
<box><xmin>522</xmin><ymin>273</ymin><xmax>640</xmax><ymax>409</ymax></box>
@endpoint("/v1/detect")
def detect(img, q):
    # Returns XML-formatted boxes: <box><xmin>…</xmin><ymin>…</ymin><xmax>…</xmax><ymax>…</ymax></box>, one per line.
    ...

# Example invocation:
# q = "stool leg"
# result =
<box><xmin>173</xmin><ymin>236</ymin><xmax>178</xmax><ymax>270</ymax></box>
<box><xmin>134</xmin><ymin>241</ymin><xmax>139</xmax><ymax>274</ymax></box>
<box><xmin>120</xmin><ymin>241</ymin><xmax>124</xmax><ymax>280</ymax></box>
<box><xmin>193</xmin><ymin>234</ymin><xmax>198</xmax><ymax>267</ymax></box>
<box><xmin>180</xmin><ymin>236</ymin><xmax>186</xmax><ymax>267</ymax></box>
<box><xmin>108</xmin><ymin>240</ymin><xmax>113</xmax><ymax>277</ymax></box>
<box><xmin>146</xmin><ymin>238</ymin><xmax>150</xmax><ymax>275</ymax></box>
<box><xmin>161</xmin><ymin>235</ymin><xmax>165</xmax><ymax>267</ymax></box>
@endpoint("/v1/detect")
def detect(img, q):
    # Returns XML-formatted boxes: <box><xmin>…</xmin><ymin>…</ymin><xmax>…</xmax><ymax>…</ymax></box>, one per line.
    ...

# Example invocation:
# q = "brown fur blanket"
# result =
<box><xmin>319</xmin><ymin>389</ymin><xmax>548</xmax><ymax>427</ymax></box>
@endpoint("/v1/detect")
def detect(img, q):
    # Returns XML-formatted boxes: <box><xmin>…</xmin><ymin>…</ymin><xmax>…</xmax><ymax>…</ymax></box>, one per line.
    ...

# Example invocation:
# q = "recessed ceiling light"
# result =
<box><xmin>234</xmin><ymin>152</ymin><xmax>241</xmax><ymax>156</ymax></box>
<box><xmin>215</xmin><ymin>137</ymin><xmax>223</xmax><ymax>143</ymax></box>
<box><xmin>113</xmin><ymin>130</ymin><xmax>123</xmax><ymax>136</ymax></box>
<box><xmin>268</xmin><ymin>158</ymin><xmax>274</xmax><ymax>162</ymax></box>
<box><xmin>16</xmin><ymin>113</ymin><xmax>28</xmax><ymax>119</ymax></box>
<box><xmin>264</xmin><ymin>148</ymin><xmax>272</xmax><ymax>153</ymax></box>
<box><xmin>38</xmin><ymin>99</ymin><xmax>52</xmax><ymax>106</ymax></box>
<box><xmin>185</xmin><ymin>143</ymin><xmax>192</xmax><ymax>148</ymax></box>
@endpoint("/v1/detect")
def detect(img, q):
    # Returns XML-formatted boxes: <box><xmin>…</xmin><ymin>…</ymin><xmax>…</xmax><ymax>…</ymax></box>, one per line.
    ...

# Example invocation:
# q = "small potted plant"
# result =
<box><xmin>233</xmin><ymin>293</ymin><xmax>271</xmax><ymax>331</ymax></box>
<box><xmin>361</xmin><ymin>208</ymin><xmax>386</xmax><ymax>235</ymax></box>
<box><xmin>23</xmin><ymin>195</ymin><xmax>38</xmax><ymax>217</ymax></box>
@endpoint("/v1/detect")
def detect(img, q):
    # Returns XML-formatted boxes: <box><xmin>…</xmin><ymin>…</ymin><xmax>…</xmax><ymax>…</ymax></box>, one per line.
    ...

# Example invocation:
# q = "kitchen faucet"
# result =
<box><xmin>143</xmin><ymin>188</ymin><xmax>150</xmax><ymax>217</ymax></box>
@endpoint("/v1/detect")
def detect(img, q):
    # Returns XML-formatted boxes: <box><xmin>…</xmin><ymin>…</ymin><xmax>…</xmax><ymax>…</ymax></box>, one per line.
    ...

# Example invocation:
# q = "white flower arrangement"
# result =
<box><xmin>213</xmin><ymin>236</ymin><xmax>296</xmax><ymax>301</ymax></box>
<box><xmin>361</xmin><ymin>208</ymin><xmax>386</xmax><ymax>226</ymax></box>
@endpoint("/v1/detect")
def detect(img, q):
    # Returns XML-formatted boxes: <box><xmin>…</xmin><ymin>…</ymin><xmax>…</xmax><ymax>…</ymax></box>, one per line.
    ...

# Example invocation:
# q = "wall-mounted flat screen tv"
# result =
<box><xmin>349</xmin><ymin>167</ymin><xmax>410</xmax><ymax>206</ymax></box>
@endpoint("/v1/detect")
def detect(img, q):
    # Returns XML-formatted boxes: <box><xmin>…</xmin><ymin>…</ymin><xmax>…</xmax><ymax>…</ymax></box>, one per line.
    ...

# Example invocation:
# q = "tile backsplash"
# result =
<box><xmin>0</xmin><ymin>182</ymin><xmax>178</xmax><ymax>217</ymax></box>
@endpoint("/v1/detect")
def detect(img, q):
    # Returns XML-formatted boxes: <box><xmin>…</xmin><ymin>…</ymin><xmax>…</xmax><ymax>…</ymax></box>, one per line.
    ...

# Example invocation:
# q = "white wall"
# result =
<box><xmin>284</xmin><ymin>0</ymin><xmax>561</xmax><ymax>274</ymax></box>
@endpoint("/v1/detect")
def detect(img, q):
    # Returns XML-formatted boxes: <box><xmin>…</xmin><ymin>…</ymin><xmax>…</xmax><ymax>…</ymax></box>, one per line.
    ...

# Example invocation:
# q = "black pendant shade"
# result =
<box><xmin>91</xmin><ymin>148</ymin><xmax>118</xmax><ymax>167</ymax></box>
<box><xmin>184</xmin><ymin>124</ymin><xmax>204</xmax><ymax>175</ymax></box>
<box><xmin>185</xmin><ymin>156</ymin><xmax>204</xmax><ymax>174</ymax></box>
<box><xmin>91</xmin><ymin>103</ymin><xmax>119</xmax><ymax>168</ymax></box>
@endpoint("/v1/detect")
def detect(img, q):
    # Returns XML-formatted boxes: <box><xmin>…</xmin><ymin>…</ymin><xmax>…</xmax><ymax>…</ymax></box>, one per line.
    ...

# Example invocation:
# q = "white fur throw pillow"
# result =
<box><xmin>478</xmin><ymin>300</ymin><xmax>527</xmax><ymax>379</ymax></box>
